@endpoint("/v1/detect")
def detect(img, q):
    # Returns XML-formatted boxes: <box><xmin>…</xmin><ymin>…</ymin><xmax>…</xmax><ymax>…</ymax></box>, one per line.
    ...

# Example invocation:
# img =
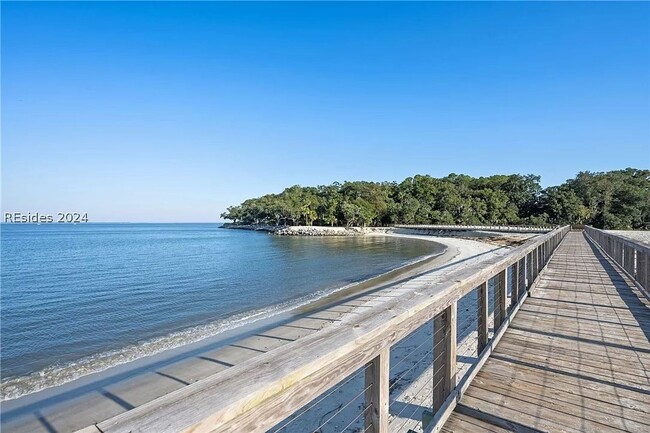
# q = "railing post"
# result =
<box><xmin>528</xmin><ymin>251</ymin><xmax>533</xmax><ymax>284</ymax></box>
<box><xmin>477</xmin><ymin>282</ymin><xmax>488</xmax><ymax>353</ymax></box>
<box><xmin>494</xmin><ymin>269</ymin><xmax>507</xmax><ymax>328</ymax></box>
<box><xmin>364</xmin><ymin>347</ymin><xmax>389</xmax><ymax>433</ymax></box>
<box><xmin>511</xmin><ymin>261</ymin><xmax>519</xmax><ymax>310</ymax></box>
<box><xmin>618</xmin><ymin>240</ymin><xmax>623</xmax><ymax>264</ymax></box>
<box><xmin>525</xmin><ymin>253</ymin><xmax>533</xmax><ymax>290</ymax></box>
<box><xmin>640</xmin><ymin>251</ymin><xmax>648</xmax><ymax>292</ymax></box>
<box><xmin>518</xmin><ymin>257</ymin><xmax>526</xmax><ymax>301</ymax></box>
<box><xmin>433</xmin><ymin>302</ymin><xmax>457</xmax><ymax>412</ymax></box>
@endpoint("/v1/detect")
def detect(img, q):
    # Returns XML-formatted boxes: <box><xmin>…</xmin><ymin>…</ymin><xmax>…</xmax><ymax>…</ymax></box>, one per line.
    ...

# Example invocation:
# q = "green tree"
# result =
<box><xmin>220</xmin><ymin>168</ymin><xmax>649</xmax><ymax>230</ymax></box>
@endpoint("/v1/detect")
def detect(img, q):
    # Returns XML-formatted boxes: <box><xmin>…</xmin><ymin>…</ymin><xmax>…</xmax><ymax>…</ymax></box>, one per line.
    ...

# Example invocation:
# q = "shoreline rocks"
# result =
<box><xmin>222</xmin><ymin>224</ymin><xmax>392</xmax><ymax>236</ymax></box>
<box><xmin>221</xmin><ymin>224</ymin><xmax>536</xmax><ymax>245</ymax></box>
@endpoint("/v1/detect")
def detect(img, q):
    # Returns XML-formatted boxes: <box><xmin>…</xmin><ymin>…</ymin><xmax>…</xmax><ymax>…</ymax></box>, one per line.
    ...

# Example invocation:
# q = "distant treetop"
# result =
<box><xmin>221</xmin><ymin>169</ymin><xmax>649</xmax><ymax>230</ymax></box>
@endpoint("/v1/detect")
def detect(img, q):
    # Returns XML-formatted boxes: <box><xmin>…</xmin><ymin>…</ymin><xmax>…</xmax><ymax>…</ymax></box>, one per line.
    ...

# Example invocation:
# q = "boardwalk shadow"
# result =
<box><xmin>584</xmin><ymin>235</ymin><xmax>650</xmax><ymax>341</ymax></box>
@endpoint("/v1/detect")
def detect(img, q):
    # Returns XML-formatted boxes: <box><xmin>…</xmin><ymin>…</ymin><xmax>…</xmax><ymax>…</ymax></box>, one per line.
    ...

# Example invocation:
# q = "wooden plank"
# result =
<box><xmin>463</xmin><ymin>386</ymin><xmax>636</xmax><ymax>433</ymax></box>
<box><xmin>639</xmin><ymin>251</ymin><xmax>648</xmax><ymax>291</ymax></box>
<box><xmin>433</xmin><ymin>302</ymin><xmax>458</xmax><ymax>412</ymax></box>
<box><xmin>475</xmin><ymin>368</ymin><xmax>650</xmax><ymax>422</ymax></box>
<box><xmin>511</xmin><ymin>261</ymin><xmax>519</xmax><ymax>310</ymax></box>
<box><xmin>477</xmin><ymin>282</ymin><xmax>488</xmax><ymax>354</ymax></box>
<box><xmin>505</xmin><ymin>316</ymin><xmax>650</xmax><ymax>347</ymax></box>
<box><xmin>494</xmin><ymin>270</ymin><xmax>507</xmax><ymax>329</ymax></box>
<box><xmin>454</xmin><ymin>403</ymin><xmax>548</xmax><ymax>433</ymax></box>
<box><xmin>441</xmin><ymin>410</ymin><xmax>516</xmax><ymax>433</ymax></box>
<box><xmin>492</xmin><ymin>349</ymin><xmax>650</xmax><ymax>391</ymax></box>
<box><xmin>447</xmin><ymin>302</ymin><xmax>457</xmax><ymax>394</ymax></box>
<box><xmin>501</xmin><ymin>328</ymin><xmax>650</xmax><ymax>368</ymax></box>
<box><xmin>478</xmin><ymin>366</ymin><xmax>650</xmax><ymax>428</ymax></box>
<box><xmin>480</xmin><ymin>357</ymin><xmax>650</xmax><ymax>409</ymax></box>
<box><xmin>495</xmin><ymin>339</ymin><xmax>650</xmax><ymax>379</ymax></box>
<box><xmin>500</xmin><ymin>321</ymin><xmax>650</xmax><ymax>358</ymax></box>
<box><xmin>517</xmin><ymin>257</ymin><xmax>525</xmax><ymax>302</ymax></box>
<box><xmin>364</xmin><ymin>348</ymin><xmax>389</xmax><ymax>433</ymax></box>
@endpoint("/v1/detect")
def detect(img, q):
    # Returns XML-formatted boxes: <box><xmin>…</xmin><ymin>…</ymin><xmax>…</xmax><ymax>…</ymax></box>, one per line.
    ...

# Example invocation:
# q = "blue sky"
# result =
<box><xmin>2</xmin><ymin>2</ymin><xmax>649</xmax><ymax>222</ymax></box>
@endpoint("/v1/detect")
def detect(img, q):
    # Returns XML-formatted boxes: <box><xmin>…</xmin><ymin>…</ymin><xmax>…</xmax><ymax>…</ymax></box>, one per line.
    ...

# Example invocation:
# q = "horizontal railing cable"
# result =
<box><xmin>270</xmin><ymin>369</ymin><xmax>364</xmax><ymax>432</ymax></box>
<box><xmin>311</xmin><ymin>382</ymin><xmax>373</xmax><ymax>433</ymax></box>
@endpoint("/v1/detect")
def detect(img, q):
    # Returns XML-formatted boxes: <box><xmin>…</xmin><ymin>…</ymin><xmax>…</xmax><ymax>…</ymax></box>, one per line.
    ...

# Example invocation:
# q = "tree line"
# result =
<box><xmin>220</xmin><ymin>168</ymin><xmax>649</xmax><ymax>230</ymax></box>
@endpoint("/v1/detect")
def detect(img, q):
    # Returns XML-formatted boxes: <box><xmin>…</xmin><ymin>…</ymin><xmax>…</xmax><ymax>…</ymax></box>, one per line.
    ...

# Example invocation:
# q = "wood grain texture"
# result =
<box><xmin>446</xmin><ymin>302</ymin><xmax>457</xmax><ymax>394</ymax></box>
<box><xmin>510</xmin><ymin>261</ymin><xmax>519</xmax><ymax>311</ymax></box>
<box><xmin>496</xmin><ymin>269</ymin><xmax>507</xmax><ymax>329</ymax></box>
<box><xmin>477</xmin><ymin>282</ymin><xmax>488</xmax><ymax>354</ymax></box>
<box><xmin>364</xmin><ymin>348</ymin><xmax>389</xmax><ymax>433</ymax></box>
<box><xmin>433</xmin><ymin>309</ymin><xmax>448</xmax><ymax>412</ymax></box>
<box><xmin>442</xmin><ymin>231</ymin><xmax>650</xmax><ymax>433</ymax></box>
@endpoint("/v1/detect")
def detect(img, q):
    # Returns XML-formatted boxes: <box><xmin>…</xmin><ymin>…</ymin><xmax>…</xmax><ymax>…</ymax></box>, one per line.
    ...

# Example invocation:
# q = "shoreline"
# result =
<box><xmin>0</xmin><ymin>234</ymin><xmax>445</xmax><ymax>404</ymax></box>
<box><xmin>1</xmin><ymin>232</ymin><xmax>512</xmax><ymax>432</ymax></box>
<box><xmin>222</xmin><ymin>223</ymin><xmax>386</xmax><ymax>236</ymax></box>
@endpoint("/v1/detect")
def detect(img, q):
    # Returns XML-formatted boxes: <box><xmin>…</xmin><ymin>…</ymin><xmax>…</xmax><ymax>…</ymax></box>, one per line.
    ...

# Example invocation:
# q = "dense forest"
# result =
<box><xmin>220</xmin><ymin>169</ymin><xmax>649</xmax><ymax>230</ymax></box>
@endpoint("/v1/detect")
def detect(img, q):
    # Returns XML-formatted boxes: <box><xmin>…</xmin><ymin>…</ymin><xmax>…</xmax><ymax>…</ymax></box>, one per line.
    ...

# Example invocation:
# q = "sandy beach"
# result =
<box><xmin>268</xmin><ymin>232</ymin><xmax>523</xmax><ymax>433</ymax></box>
<box><xmin>2</xmin><ymin>230</ymin><xmax>532</xmax><ymax>433</ymax></box>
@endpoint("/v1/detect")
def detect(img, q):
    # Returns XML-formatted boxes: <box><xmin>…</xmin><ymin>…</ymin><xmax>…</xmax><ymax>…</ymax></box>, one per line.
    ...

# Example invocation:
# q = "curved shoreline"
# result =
<box><xmin>1</xmin><ymin>234</ymin><xmax>444</xmax><ymax>403</ymax></box>
<box><xmin>1</xmin><ymin>233</ymin><xmax>503</xmax><ymax>432</ymax></box>
<box><xmin>1</xmin><ymin>235</ymin><xmax>449</xmax><ymax>422</ymax></box>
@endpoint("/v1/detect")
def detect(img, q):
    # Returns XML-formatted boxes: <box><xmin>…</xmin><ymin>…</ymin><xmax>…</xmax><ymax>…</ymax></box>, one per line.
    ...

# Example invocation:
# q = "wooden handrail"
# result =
<box><xmin>83</xmin><ymin>226</ymin><xmax>570</xmax><ymax>433</ymax></box>
<box><xmin>584</xmin><ymin>226</ymin><xmax>649</xmax><ymax>293</ymax></box>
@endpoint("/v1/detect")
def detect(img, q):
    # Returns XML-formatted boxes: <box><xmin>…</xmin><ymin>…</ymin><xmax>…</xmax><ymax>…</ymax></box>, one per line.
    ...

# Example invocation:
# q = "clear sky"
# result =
<box><xmin>2</xmin><ymin>2</ymin><xmax>649</xmax><ymax>222</ymax></box>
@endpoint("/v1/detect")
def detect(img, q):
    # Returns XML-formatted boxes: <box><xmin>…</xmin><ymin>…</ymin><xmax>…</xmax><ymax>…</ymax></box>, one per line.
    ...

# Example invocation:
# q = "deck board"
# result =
<box><xmin>443</xmin><ymin>231</ymin><xmax>650</xmax><ymax>432</ymax></box>
<box><xmin>441</xmin><ymin>411</ymin><xmax>513</xmax><ymax>433</ymax></box>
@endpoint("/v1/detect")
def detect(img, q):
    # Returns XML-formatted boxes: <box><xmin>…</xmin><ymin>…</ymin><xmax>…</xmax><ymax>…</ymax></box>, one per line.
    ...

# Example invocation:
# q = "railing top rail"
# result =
<box><xmin>585</xmin><ymin>225</ymin><xmax>650</xmax><ymax>254</ymax></box>
<box><xmin>89</xmin><ymin>226</ymin><xmax>569</xmax><ymax>433</ymax></box>
<box><xmin>393</xmin><ymin>224</ymin><xmax>555</xmax><ymax>233</ymax></box>
<box><xmin>394</xmin><ymin>224</ymin><xmax>555</xmax><ymax>228</ymax></box>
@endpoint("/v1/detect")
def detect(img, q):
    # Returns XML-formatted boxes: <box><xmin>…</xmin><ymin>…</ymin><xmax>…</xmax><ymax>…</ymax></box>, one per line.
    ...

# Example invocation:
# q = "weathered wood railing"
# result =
<box><xmin>584</xmin><ymin>226</ymin><xmax>649</xmax><ymax>294</ymax></box>
<box><xmin>83</xmin><ymin>225</ymin><xmax>570</xmax><ymax>433</ymax></box>
<box><xmin>394</xmin><ymin>224</ymin><xmax>555</xmax><ymax>233</ymax></box>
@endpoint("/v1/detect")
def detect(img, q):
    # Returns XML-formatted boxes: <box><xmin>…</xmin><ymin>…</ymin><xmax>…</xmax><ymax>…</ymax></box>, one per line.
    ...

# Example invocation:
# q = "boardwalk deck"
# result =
<box><xmin>442</xmin><ymin>231</ymin><xmax>650</xmax><ymax>433</ymax></box>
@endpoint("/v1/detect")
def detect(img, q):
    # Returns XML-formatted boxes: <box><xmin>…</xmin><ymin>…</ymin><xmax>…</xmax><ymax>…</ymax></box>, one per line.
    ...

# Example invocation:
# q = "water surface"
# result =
<box><xmin>0</xmin><ymin>223</ymin><xmax>438</xmax><ymax>399</ymax></box>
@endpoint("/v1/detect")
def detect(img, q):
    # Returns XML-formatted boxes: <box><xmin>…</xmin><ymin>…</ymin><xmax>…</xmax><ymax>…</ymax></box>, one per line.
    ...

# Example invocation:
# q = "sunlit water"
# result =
<box><xmin>0</xmin><ymin>223</ymin><xmax>438</xmax><ymax>400</ymax></box>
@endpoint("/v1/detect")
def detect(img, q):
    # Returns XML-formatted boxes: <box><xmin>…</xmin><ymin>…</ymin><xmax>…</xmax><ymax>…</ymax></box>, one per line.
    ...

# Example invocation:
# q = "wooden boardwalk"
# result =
<box><xmin>442</xmin><ymin>231</ymin><xmax>650</xmax><ymax>433</ymax></box>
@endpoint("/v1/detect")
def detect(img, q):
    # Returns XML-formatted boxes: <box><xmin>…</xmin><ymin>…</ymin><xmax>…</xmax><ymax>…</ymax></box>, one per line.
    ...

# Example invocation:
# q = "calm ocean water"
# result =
<box><xmin>0</xmin><ymin>223</ymin><xmax>437</xmax><ymax>400</ymax></box>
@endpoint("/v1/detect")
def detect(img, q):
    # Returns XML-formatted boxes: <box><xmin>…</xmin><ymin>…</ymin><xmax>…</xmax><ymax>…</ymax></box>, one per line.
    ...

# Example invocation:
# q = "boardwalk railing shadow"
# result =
<box><xmin>440</xmin><ymin>231</ymin><xmax>650</xmax><ymax>433</ymax></box>
<box><xmin>584</xmin><ymin>237</ymin><xmax>650</xmax><ymax>341</ymax></box>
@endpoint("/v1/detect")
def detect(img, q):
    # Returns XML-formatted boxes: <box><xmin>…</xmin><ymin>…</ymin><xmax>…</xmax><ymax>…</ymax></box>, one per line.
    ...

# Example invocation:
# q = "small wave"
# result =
<box><xmin>1</xmin><ymin>249</ymin><xmax>442</xmax><ymax>402</ymax></box>
<box><xmin>1</xmin><ymin>294</ymin><xmax>311</xmax><ymax>401</ymax></box>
